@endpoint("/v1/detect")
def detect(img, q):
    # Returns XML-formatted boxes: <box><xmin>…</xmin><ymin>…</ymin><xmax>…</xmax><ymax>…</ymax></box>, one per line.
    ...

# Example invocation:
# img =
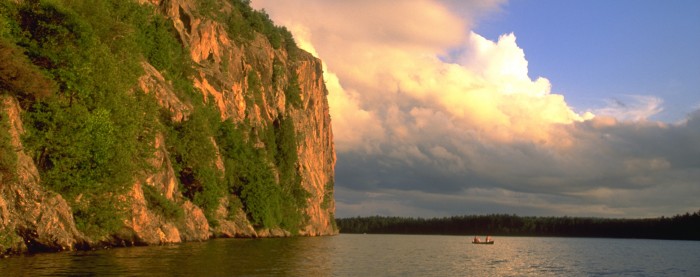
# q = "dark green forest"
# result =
<box><xmin>0</xmin><ymin>0</ymin><xmax>309</xmax><ymax>240</ymax></box>
<box><xmin>336</xmin><ymin>210</ymin><xmax>700</xmax><ymax>240</ymax></box>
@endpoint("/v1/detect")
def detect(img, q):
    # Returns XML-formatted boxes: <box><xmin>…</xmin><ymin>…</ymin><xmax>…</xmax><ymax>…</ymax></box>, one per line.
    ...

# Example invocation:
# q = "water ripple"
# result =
<box><xmin>2</xmin><ymin>235</ymin><xmax>699</xmax><ymax>276</ymax></box>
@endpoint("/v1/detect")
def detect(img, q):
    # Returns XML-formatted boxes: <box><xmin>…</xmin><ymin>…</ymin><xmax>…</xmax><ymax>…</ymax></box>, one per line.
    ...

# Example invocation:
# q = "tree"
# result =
<box><xmin>0</xmin><ymin>40</ymin><xmax>56</xmax><ymax>103</ymax></box>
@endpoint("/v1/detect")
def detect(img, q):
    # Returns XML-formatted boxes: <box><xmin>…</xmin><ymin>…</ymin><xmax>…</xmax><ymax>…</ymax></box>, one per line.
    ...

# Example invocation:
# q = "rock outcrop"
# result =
<box><xmin>144</xmin><ymin>0</ymin><xmax>337</xmax><ymax>237</ymax></box>
<box><xmin>110</xmin><ymin>0</ymin><xmax>337</xmax><ymax>244</ymax></box>
<box><xmin>0</xmin><ymin>0</ymin><xmax>336</xmax><ymax>254</ymax></box>
<box><xmin>1</xmin><ymin>96</ymin><xmax>86</xmax><ymax>253</ymax></box>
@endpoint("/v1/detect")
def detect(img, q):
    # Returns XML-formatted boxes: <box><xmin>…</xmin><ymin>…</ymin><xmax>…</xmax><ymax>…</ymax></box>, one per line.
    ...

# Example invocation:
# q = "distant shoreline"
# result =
<box><xmin>336</xmin><ymin>211</ymin><xmax>700</xmax><ymax>241</ymax></box>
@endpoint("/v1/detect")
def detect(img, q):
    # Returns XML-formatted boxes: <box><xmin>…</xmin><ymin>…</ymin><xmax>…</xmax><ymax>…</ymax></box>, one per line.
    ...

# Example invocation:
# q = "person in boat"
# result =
<box><xmin>473</xmin><ymin>236</ymin><xmax>480</xmax><ymax>243</ymax></box>
<box><xmin>485</xmin><ymin>235</ymin><xmax>491</xmax><ymax>242</ymax></box>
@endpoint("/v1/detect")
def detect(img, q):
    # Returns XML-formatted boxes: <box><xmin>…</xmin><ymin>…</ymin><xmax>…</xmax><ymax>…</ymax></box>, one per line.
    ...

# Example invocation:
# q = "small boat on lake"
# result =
<box><xmin>471</xmin><ymin>241</ymin><xmax>494</xmax><ymax>244</ymax></box>
<box><xmin>472</xmin><ymin>236</ymin><xmax>494</xmax><ymax>244</ymax></box>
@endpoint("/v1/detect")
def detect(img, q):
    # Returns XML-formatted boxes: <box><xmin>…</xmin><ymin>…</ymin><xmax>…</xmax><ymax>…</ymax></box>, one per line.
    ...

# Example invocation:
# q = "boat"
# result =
<box><xmin>471</xmin><ymin>241</ymin><xmax>494</xmax><ymax>244</ymax></box>
<box><xmin>471</xmin><ymin>236</ymin><xmax>494</xmax><ymax>244</ymax></box>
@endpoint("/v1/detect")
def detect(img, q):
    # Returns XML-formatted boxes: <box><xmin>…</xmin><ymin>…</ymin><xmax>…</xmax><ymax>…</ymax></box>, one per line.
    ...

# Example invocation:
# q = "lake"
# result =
<box><xmin>2</xmin><ymin>234</ymin><xmax>699</xmax><ymax>276</ymax></box>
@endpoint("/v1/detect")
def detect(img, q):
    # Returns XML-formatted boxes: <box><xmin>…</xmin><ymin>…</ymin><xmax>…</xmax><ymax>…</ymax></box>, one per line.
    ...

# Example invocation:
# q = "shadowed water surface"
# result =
<box><xmin>1</xmin><ymin>235</ymin><xmax>699</xmax><ymax>276</ymax></box>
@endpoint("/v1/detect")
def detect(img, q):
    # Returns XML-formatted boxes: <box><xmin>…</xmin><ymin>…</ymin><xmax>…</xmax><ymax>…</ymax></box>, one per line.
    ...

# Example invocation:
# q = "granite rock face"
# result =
<box><xmin>0</xmin><ymin>0</ymin><xmax>336</xmax><ymax>254</ymax></box>
<box><xmin>1</xmin><ymin>96</ymin><xmax>86</xmax><ymax>253</ymax></box>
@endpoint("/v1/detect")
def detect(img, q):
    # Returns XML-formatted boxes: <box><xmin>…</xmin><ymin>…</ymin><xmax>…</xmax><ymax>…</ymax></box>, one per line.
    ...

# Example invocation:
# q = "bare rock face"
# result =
<box><xmin>178</xmin><ymin>200</ymin><xmax>210</xmax><ymax>241</ymax></box>
<box><xmin>124</xmin><ymin>182</ymin><xmax>181</xmax><ymax>245</ymax></box>
<box><xmin>211</xmin><ymin>196</ymin><xmax>257</xmax><ymax>238</ymax></box>
<box><xmin>0</xmin><ymin>96</ymin><xmax>86</xmax><ymax>253</ymax></box>
<box><xmin>128</xmin><ymin>0</ymin><xmax>337</xmax><ymax>238</ymax></box>
<box><xmin>256</xmin><ymin>228</ymin><xmax>291</xmax><ymax>238</ymax></box>
<box><xmin>292</xmin><ymin>59</ymin><xmax>337</xmax><ymax>236</ymax></box>
<box><xmin>1</xmin><ymin>0</ymin><xmax>337</xmax><ymax>254</ymax></box>
<box><xmin>151</xmin><ymin>0</ymin><xmax>338</xmax><ymax>236</ymax></box>
<box><xmin>146</xmin><ymin>134</ymin><xmax>179</xmax><ymax>200</ymax></box>
<box><xmin>119</xmin><ymin>130</ymin><xmax>210</xmax><ymax>244</ymax></box>
<box><xmin>138</xmin><ymin>62</ymin><xmax>192</xmax><ymax>122</ymax></box>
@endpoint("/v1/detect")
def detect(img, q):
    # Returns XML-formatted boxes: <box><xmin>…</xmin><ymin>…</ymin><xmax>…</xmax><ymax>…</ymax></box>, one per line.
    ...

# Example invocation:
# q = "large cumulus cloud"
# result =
<box><xmin>254</xmin><ymin>0</ymin><xmax>700</xmax><ymax>218</ymax></box>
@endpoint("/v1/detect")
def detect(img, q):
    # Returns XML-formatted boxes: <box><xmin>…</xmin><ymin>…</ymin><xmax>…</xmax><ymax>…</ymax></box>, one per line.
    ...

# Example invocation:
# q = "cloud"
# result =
<box><xmin>285</xmin><ymin>22</ymin><xmax>385</xmax><ymax>153</ymax></box>
<box><xmin>593</xmin><ymin>95</ymin><xmax>664</xmax><ymax>121</ymax></box>
<box><xmin>254</xmin><ymin>0</ymin><xmax>700</xmax><ymax>218</ymax></box>
<box><xmin>258</xmin><ymin>0</ymin><xmax>588</xmax><ymax>150</ymax></box>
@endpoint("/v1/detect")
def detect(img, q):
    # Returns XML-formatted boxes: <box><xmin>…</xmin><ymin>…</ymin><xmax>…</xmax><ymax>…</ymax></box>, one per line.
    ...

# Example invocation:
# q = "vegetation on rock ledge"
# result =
<box><xmin>0</xmin><ymin>0</ymin><xmax>319</xmax><ymax>242</ymax></box>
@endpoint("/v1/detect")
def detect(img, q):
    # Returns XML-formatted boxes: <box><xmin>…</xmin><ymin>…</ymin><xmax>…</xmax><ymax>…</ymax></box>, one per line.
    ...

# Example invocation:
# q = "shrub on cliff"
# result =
<box><xmin>0</xmin><ymin>40</ymin><xmax>56</xmax><ymax>105</ymax></box>
<box><xmin>143</xmin><ymin>184</ymin><xmax>184</xmax><ymax>221</ymax></box>
<box><xmin>285</xmin><ymin>72</ymin><xmax>303</xmax><ymax>109</ymax></box>
<box><xmin>217</xmin><ymin>120</ymin><xmax>279</xmax><ymax>227</ymax></box>
<box><xmin>6</xmin><ymin>0</ymin><xmax>161</xmax><ymax>238</ymax></box>
<box><xmin>226</xmin><ymin>0</ymin><xmax>298</xmax><ymax>51</ymax></box>
<box><xmin>217</xmin><ymin>118</ymin><xmax>308</xmax><ymax>232</ymax></box>
<box><xmin>166</xmin><ymin>105</ymin><xmax>225</xmax><ymax>223</ymax></box>
<box><xmin>0</xmin><ymin>108</ymin><xmax>17</xmax><ymax>183</ymax></box>
<box><xmin>1</xmin><ymin>0</ymin><xmax>316</xmax><ymax>239</ymax></box>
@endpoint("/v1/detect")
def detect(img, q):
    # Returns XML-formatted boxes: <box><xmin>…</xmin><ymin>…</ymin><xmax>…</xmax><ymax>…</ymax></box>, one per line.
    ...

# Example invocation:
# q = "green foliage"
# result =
<box><xmin>0</xmin><ymin>108</ymin><xmax>17</xmax><ymax>183</ymax></box>
<box><xmin>240</xmin><ymin>170</ymin><xmax>283</xmax><ymax>228</ymax></box>
<box><xmin>217</xmin><ymin>118</ymin><xmax>309</xmax><ymax>232</ymax></box>
<box><xmin>274</xmin><ymin>116</ymin><xmax>309</xmax><ymax>212</ymax></box>
<box><xmin>23</xmin><ymin>95</ymin><xmax>157</xmax><ymax>198</ymax></box>
<box><xmin>271</xmin><ymin>59</ymin><xmax>303</xmax><ymax>110</ymax></box>
<box><xmin>259</xmin><ymin>123</ymin><xmax>277</xmax><ymax>161</ymax></box>
<box><xmin>18</xmin><ymin>0</ymin><xmax>90</xmax><ymax>47</ymax></box>
<box><xmin>336</xmin><ymin>211</ymin><xmax>700</xmax><ymax>240</ymax></box>
<box><xmin>225</xmin><ymin>14</ymin><xmax>253</xmax><ymax>43</ymax></box>
<box><xmin>246</xmin><ymin>70</ymin><xmax>265</xmax><ymax>110</ymax></box>
<box><xmin>73</xmin><ymin>193</ymin><xmax>128</xmax><ymax>239</ymax></box>
<box><xmin>271</xmin><ymin>58</ymin><xmax>285</xmax><ymax>84</ymax></box>
<box><xmin>0</xmin><ymin>2</ymin><xmax>19</xmax><ymax>40</ymax></box>
<box><xmin>14</xmin><ymin>1</ymin><xmax>90</xmax><ymax>105</ymax></box>
<box><xmin>321</xmin><ymin>180</ymin><xmax>334</xmax><ymax>210</ymax></box>
<box><xmin>329</xmin><ymin>212</ymin><xmax>338</xmax><ymax>232</ymax></box>
<box><xmin>217</xmin><ymin>120</ymin><xmax>277</xmax><ymax>227</ymax></box>
<box><xmin>197</xmin><ymin>0</ymin><xmax>221</xmax><ymax>17</ymax></box>
<box><xmin>285</xmin><ymin>72</ymin><xmax>303</xmax><ymax>109</ymax></box>
<box><xmin>132</xmin><ymin>6</ymin><xmax>197</xmax><ymax>103</ymax></box>
<box><xmin>218</xmin><ymin>2</ymin><xmax>310</xmax><ymax>232</ymax></box>
<box><xmin>67</xmin><ymin>0</ymin><xmax>196</xmax><ymax>102</ymax></box>
<box><xmin>143</xmin><ymin>185</ymin><xmax>184</xmax><ymax>221</ymax></box>
<box><xmin>279</xmin><ymin>26</ymin><xmax>298</xmax><ymax>55</ymax></box>
<box><xmin>166</xmin><ymin>105</ymin><xmax>224</xmax><ymax>221</ymax></box>
<box><xmin>226</xmin><ymin>0</ymin><xmax>297</xmax><ymax>51</ymax></box>
<box><xmin>0</xmin><ymin>226</ymin><xmax>22</xmax><ymax>253</ymax></box>
<box><xmin>0</xmin><ymin>39</ymin><xmax>56</xmax><ymax>105</ymax></box>
<box><xmin>1</xmin><ymin>0</ymin><xmax>313</xmax><ymax>237</ymax></box>
<box><xmin>226</xmin><ymin>195</ymin><xmax>244</xmax><ymax>219</ymax></box>
<box><xmin>3</xmin><ymin>0</ymin><xmax>162</xmax><ymax>237</ymax></box>
<box><xmin>137</xmin><ymin>14</ymin><xmax>188</xmax><ymax>75</ymax></box>
<box><xmin>138</xmin><ymin>16</ymin><xmax>177</xmax><ymax>70</ymax></box>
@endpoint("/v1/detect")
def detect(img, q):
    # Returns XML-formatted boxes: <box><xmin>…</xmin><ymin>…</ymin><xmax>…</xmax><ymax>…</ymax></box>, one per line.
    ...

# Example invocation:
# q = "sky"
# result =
<box><xmin>253</xmin><ymin>0</ymin><xmax>700</xmax><ymax>218</ymax></box>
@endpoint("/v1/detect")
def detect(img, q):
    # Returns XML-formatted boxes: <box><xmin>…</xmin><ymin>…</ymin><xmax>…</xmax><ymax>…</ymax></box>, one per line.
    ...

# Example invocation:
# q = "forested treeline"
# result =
<box><xmin>336</xmin><ymin>210</ymin><xmax>700</xmax><ymax>240</ymax></box>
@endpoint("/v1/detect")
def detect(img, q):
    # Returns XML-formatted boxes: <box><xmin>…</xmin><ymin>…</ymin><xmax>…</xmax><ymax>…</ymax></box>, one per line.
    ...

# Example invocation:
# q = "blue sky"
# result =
<box><xmin>473</xmin><ymin>0</ymin><xmax>700</xmax><ymax>122</ymax></box>
<box><xmin>256</xmin><ymin>0</ymin><xmax>700</xmax><ymax>218</ymax></box>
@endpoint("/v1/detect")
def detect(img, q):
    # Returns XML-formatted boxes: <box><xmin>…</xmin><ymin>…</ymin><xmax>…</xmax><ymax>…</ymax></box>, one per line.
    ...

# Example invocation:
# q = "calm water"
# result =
<box><xmin>2</xmin><ymin>234</ymin><xmax>699</xmax><ymax>276</ymax></box>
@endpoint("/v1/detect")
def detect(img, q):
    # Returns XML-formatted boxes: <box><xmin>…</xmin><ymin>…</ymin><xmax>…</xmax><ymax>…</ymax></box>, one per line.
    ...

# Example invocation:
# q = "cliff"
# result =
<box><xmin>0</xmin><ymin>0</ymin><xmax>336</xmax><ymax>254</ymax></box>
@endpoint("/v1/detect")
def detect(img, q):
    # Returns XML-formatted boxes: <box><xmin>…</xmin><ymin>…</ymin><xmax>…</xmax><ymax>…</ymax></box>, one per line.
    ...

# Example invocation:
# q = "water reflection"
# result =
<box><xmin>2</xmin><ymin>235</ymin><xmax>699</xmax><ymax>276</ymax></box>
<box><xmin>1</xmin><ymin>237</ymin><xmax>338</xmax><ymax>276</ymax></box>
